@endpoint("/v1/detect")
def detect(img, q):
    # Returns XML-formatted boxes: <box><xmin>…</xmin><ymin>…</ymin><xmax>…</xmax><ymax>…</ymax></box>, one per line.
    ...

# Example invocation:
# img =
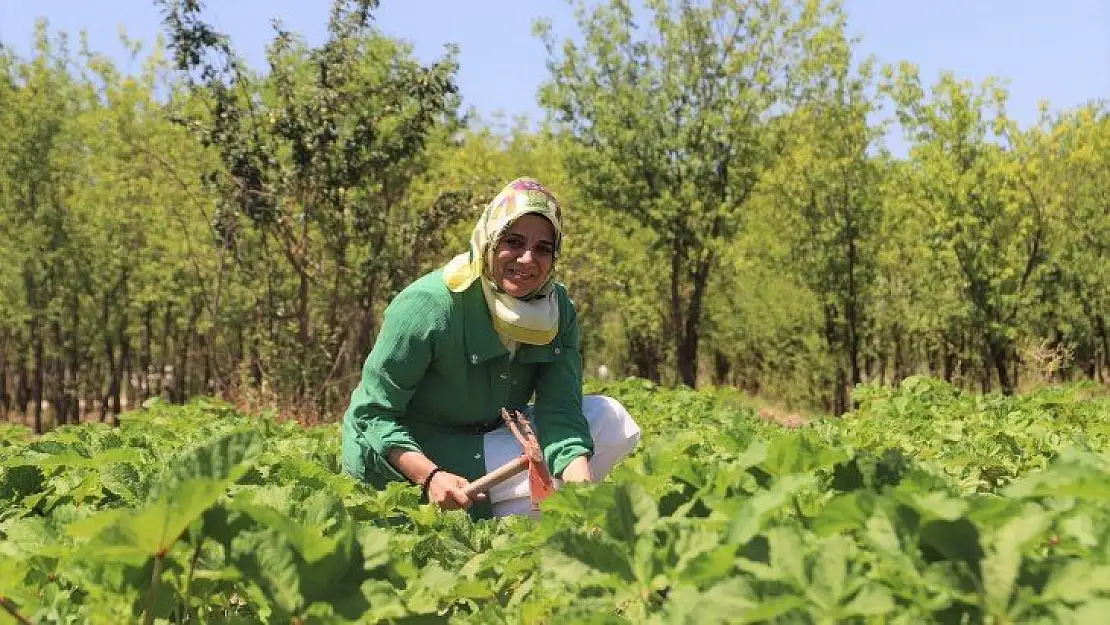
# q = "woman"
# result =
<box><xmin>341</xmin><ymin>177</ymin><xmax>641</xmax><ymax>519</ymax></box>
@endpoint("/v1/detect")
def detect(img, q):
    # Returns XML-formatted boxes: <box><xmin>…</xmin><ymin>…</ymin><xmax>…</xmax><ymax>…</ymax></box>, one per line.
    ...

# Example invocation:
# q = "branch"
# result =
<box><xmin>0</xmin><ymin>596</ymin><xmax>32</xmax><ymax>625</ymax></box>
<box><xmin>1014</xmin><ymin>171</ymin><xmax>1045</xmax><ymax>291</ymax></box>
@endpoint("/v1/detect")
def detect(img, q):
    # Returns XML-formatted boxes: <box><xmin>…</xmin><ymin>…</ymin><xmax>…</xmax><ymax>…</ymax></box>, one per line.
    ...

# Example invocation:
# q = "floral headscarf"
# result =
<box><xmin>442</xmin><ymin>177</ymin><xmax>563</xmax><ymax>346</ymax></box>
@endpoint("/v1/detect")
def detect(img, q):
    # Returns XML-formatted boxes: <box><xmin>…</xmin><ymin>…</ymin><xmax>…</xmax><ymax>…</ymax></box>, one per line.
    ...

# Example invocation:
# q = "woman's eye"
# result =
<box><xmin>504</xmin><ymin>236</ymin><xmax>526</xmax><ymax>249</ymax></box>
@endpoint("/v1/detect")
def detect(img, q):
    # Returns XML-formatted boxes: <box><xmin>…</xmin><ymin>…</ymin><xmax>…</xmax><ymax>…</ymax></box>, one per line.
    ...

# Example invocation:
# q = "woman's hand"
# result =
<box><xmin>386</xmin><ymin>448</ymin><xmax>488</xmax><ymax>511</ymax></box>
<box><xmin>560</xmin><ymin>455</ymin><xmax>593</xmax><ymax>484</ymax></box>
<box><xmin>426</xmin><ymin>470</ymin><xmax>486</xmax><ymax>510</ymax></box>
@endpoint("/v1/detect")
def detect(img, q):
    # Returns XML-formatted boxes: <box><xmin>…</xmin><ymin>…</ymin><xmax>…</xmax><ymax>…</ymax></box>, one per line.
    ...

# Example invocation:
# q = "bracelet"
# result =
<box><xmin>421</xmin><ymin>467</ymin><xmax>444</xmax><ymax>499</ymax></box>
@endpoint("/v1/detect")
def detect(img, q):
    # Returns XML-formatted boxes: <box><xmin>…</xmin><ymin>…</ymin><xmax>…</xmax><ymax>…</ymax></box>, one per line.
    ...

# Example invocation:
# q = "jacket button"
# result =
<box><xmin>553</xmin><ymin>347</ymin><xmax>561</xmax><ymax>355</ymax></box>
<box><xmin>470</xmin><ymin>354</ymin><xmax>478</xmax><ymax>364</ymax></box>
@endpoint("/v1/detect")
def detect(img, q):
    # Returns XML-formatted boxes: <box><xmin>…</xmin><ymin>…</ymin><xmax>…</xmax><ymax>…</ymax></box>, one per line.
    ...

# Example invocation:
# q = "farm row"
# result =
<box><xmin>2</xmin><ymin>377</ymin><xmax>1109</xmax><ymax>623</ymax></box>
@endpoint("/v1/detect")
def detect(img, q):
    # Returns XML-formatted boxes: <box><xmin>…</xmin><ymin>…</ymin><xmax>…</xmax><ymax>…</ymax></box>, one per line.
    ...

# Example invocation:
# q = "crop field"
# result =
<box><xmin>2</xmin><ymin>377</ymin><xmax>1110</xmax><ymax>624</ymax></box>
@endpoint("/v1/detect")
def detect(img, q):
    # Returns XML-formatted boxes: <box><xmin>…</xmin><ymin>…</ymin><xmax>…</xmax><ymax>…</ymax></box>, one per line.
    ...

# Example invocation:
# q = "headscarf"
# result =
<box><xmin>442</xmin><ymin>177</ymin><xmax>563</xmax><ymax>346</ymax></box>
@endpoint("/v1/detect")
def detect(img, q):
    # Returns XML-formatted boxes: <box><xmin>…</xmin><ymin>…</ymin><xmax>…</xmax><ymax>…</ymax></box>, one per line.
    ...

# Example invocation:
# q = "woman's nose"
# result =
<box><xmin>518</xmin><ymin>248</ymin><xmax>535</xmax><ymax>264</ymax></box>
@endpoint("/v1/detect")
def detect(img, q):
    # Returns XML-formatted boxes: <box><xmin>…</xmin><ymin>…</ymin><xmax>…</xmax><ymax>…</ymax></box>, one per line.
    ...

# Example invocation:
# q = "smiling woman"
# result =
<box><xmin>340</xmin><ymin>177</ymin><xmax>642</xmax><ymax>520</ymax></box>
<box><xmin>492</xmin><ymin>214</ymin><xmax>556</xmax><ymax>298</ymax></box>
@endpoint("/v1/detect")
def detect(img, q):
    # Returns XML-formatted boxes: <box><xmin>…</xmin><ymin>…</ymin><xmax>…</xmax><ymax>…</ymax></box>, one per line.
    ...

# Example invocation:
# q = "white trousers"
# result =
<box><xmin>482</xmin><ymin>394</ymin><xmax>642</xmax><ymax>518</ymax></box>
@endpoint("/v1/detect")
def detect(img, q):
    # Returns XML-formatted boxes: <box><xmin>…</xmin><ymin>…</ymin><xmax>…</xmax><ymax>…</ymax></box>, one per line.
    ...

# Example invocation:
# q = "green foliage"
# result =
<box><xmin>158</xmin><ymin>0</ymin><xmax>465</xmax><ymax>406</ymax></box>
<box><xmin>3</xmin><ymin>378</ymin><xmax>1110</xmax><ymax>623</ymax></box>
<box><xmin>881</xmin><ymin>65</ymin><xmax>1053</xmax><ymax>395</ymax></box>
<box><xmin>537</xmin><ymin>0</ymin><xmax>852</xmax><ymax>388</ymax></box>
<box><xmin>3</xmin><ymin>2</ymin><xmax>1109</xmax><ymax>429</ymax></box>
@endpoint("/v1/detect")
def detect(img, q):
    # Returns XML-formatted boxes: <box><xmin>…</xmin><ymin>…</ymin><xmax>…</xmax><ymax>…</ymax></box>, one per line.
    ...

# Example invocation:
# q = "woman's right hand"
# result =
<box><xmin>426</xmin><ymin>470</ymin><xmax>485</xmax><ymax>510</ymax></box>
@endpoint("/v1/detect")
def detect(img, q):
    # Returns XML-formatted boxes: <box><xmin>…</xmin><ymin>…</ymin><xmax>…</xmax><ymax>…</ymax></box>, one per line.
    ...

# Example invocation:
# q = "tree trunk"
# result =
<box><xmin>202</xmin><ymin>333</ymin><xmax>213</xmax><ymax>396</ymax></box>
<box><xmin>892</xmin><ymin>329</ymin><xmax>907</xmax><ymax>385</ymax></box>
<box><xmin>845</xmin><ymin>212</ymin><xmax>861</xmax><ymax>389</ymax></box>
<box><xmin>712</xmin><ymin>349</ymin><xmax>731</xmax><ymax>386</ymax></box>
<box><xmin>16</xmin><ymin>352</ymin><xmax>29</xmax><ymax>420</ymax></box>
<box><xmin>942</xmin><ymin>336</ymin><xmax>957</xmax><ymax>383</ymax></box>
<box><xmin>113</xmin><ymin>281</ymin><xmax>130</xmax><ymax>421</ymax></box>
<box><xmin>99</xmin><ymin>283</ymin><xmax>115</xmax><ymax>422</ymax></box>
<box><xmin>354</xmin><ymin>281</ymin><xmax>378</xmax><ymax>380</ymax></box>
<box><xmin>1098</xmin><ymin>315</ymin><xmax>1109</xmax><ymax>384</ymax></box>
<box><xmin>67</xmin><ymin>292</ymin><xmax>80</xmax><ymax>423</ymax></box>
<box><xmin>988</xmin><ymin>339</ymin><xmax>1014</xmax><ymax>395</ymax></box>
<box><xmin>26</xmin><ymin>268</ymin><xmax>44</xmax><ymax>433</ymax></box>
<box><xmin>979</xmin><ymin>345</ymin><xmax>993</xmax><ymax>393</ymax></box>
<box><xmin>627</xmin><ymin>330</ymin><xmax>663</xmax><ymax>384</ymax></box>
<box><xmin>824</xmin><ymin>303</ymin><xmax>850</xmax><ymax>415</ymax></box>
<box><xmin>296</xmin><ymin>267</ymin><xmax>311</xmax><ymax>400</ymax></box>
<box><xmin>669</xmin><ymin>248</ymin><xmax>685</xmax><ymax>384</ymax></box>
<box><xmin>102</xmin><ymin>334</ymin><xmax>119</xmax><ymax>423</ymax></box>
<box><xmin>176</xmin><ymin>300</ymin><xmax>200</xmax><ymax>402</ymax></box>
<box><xmin>0</xmin><ymin>334</ymin><xmax>8</xmax><ymax>418</ymax></box>
<box><xmin>51</xmin><ymin>319</ymin><xmax>70</xmax><ymax>426</ymax></box>
<box><xmin>141</xmin><ymin>304</ymin><xmax>153</xmax><ymax>402</ymax></box>
<box><xmin>327</xmin><ymin>235</ymin><xmax>347</xmax><ymax>376</ymax></box>
<box><xmin>676</xmin><ymin>248</ymin><xmax>713</xmax><ymax>389</ymax></box>
<box><xmin>834</xmin><ymin>365</ymin><xmax>849</xmax><ymax>417</ymax></box>
<box><xmin>31</xmin><ymin>320</ymin><xmax>44</xmax><ymax>435</ymax></box>
<box><xmin>114</xmin><ymin>336</ymin><xmax>130</xmax><ymax>424</ymax></box>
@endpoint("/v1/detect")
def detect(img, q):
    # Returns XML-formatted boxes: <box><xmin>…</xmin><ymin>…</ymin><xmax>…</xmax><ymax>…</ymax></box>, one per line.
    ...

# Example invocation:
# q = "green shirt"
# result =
<box><xmin>340</xmin><ymin>269</ymin><xmax>594</xmax><ymax>519</ymax></box>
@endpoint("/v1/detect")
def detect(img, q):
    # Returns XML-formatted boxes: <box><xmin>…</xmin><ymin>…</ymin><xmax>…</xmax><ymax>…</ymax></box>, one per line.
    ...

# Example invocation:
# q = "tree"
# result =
<box><xmin>158</xmin><ymin>0</ymin><xmax>463</xmax><ymax>407</ymax></box>
<box><xmin>537</xmin><ymin>0</ymin><xmax>850</xmax><ymax>387</ymax></box>
<box><xmin>884</xmin><ymin>65</ymin><xmax>1049</xmax><ymax>394</ymax></box>
<box><xmin>1024</xmin><ymin>104</ymin><xmax>1110</xmax><ymax>382</ymax></box>
<box><xmin>758</xmin><ymin>48</ymin><xmax>885</xmax><ymax>413</ymax></box>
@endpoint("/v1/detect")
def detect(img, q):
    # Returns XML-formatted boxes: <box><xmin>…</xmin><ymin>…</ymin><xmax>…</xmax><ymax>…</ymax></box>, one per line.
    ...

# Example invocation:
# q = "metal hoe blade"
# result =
<box><xmin>501</xmin><ymin>408</ymin><xmax>555</xmax><ymax>510</ymax></box>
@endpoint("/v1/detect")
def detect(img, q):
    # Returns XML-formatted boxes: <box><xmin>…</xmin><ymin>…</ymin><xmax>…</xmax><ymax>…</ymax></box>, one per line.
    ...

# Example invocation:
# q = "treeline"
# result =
<box><xmin>1</xmin><ymin>0</ymin><xmax>1106</xmax><ymax>432</ymax></box>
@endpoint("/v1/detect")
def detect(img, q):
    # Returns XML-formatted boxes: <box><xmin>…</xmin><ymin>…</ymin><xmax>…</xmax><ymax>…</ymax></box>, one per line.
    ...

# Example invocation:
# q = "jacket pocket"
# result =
<box><xmin>515</xmin><ymin>343</ymin><xmax>562</xmax><ymax>364</ymax></box>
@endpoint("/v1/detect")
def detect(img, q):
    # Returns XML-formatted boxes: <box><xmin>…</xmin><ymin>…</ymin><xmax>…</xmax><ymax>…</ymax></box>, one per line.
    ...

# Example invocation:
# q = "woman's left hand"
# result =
<box><xmin>560</xmin><ymin>455</ymin><xmax>593</xmax><ymax>484</ymax></box>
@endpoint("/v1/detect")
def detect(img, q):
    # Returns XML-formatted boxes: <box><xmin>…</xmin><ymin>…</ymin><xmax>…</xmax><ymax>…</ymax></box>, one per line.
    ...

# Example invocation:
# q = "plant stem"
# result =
<box><xmin>144</xmin><ymin>552</ymin><xmax>166</xmax><ymax>625</ymax></box>
<box><xmin>181</xmin><ymin>539</ymin><xmax>204</xmax><ymax>623</ymax></box>
<box><xmin>0</xmin><ymin>596</ymin><xmax>32</xmax><ymax>625</ymax></box>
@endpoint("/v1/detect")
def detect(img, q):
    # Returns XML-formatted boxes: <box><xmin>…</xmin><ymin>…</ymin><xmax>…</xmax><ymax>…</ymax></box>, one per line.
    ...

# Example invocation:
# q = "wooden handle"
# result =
<box><xmin>464</xmin><ymin>455</ymin><xmax>529</xmax><ymax>497</ymax></box>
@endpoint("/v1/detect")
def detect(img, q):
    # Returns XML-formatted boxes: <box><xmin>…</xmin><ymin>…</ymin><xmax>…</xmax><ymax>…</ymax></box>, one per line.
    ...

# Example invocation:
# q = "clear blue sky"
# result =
<box><xmin>1</xmin><ymin>0</ymin><xmax>1107</xmax><ymax>151</ymax></box>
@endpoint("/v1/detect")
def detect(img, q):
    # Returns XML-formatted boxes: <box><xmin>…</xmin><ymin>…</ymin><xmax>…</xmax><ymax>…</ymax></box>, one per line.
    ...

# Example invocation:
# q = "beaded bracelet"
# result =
<box><xmin>421</xmin><ymin>467</ymin><xmax>444</xmax><ymax>500</ymax></box>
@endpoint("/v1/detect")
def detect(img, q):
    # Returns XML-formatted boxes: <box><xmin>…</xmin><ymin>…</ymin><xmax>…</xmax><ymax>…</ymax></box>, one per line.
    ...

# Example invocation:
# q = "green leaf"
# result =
<box><xmin>0</xmin><ymin>557</ymin><xmax>33</xmax><ymax>605</ymax></box>
<box><xmin>23</xmin><ymin>448</ymin><xmax>141</xmax><ymax>470</ymax></box>
<box><xmin>1040</xmin><ymin>562</ymin><xmax>1110</xmax><ymax>603</ymax></box>
<box><xmin>657</xmin><ymin>579</ymin><xmax>758</xmax><ymax>623</ymax></box>
<box><xmin>69</xmin><ymin>477</ymin><xmax>231</xmax><ymax>560</ymax></box>
<box><xmin>807</xmin><ymin>535</ymin><xmax>851</xmax><ymax>609</ymax></box>
<box><xmin>982</xmin><ymin>506</ymin><xmax>1049</xmax><ymax>616</ymax></box>
<box><xmin>727</xmin><ymin>475</ymin><xmax>815</xmax><ymax>544</ymax></box>
<box><xmin>919</xmin><ymin>518</ymin><xmax>983</xmax><ymax>571</ymax></box>
<box><xmin>766</xmin><ymin>526</ymin><xmax>806</xmax><ymax>588</ymax></box>
<box><xmin>736</xmin><ymin>595</ymin><xmax>806</xmax><ymax>622</ymax></box>
<box><xmin>148</xmin><ymin>429</ymin><xmax>261</xmax><ymax>501</ymax></box>
<box><xmin>545</xmin><ymin>530</ymin><xmax>635</xmax><ymax>583</ymax></box>
<box><xmin>674</xmin><ymin>533</ymin><xmax>738</xmax><ymax>588</ymax></box>
<box><xmin>842</xmin><ymin>583</ymin><xmax>897</xmax><ymax>616</ymax></box>
<box><xmin>812</xmin><ymin>491</ymin><xmax>874</xmax><ymax>536</ymax></box>
<box><xmin>229</xmin><ymin>500</ymin><xmax>341</xmax><ymax>564</ymax></box>
<box><xmin>762</xmin><ymin>435</ymin><xmax>848</xmax><ymax>477</ymax></box>
<box><xmin>403</xmin><ymin>562</ymin><xmax>457</xmax><ymax>614</ymax></box>
<box><xmin>605</xmin><ymin>482</ymin><xmax>658</xmax><ymax>545</ymax></box>
<box><xmin>239</xmin><ymin>528</ymin><xmax>305</xmax><ymax>616</ymax></box>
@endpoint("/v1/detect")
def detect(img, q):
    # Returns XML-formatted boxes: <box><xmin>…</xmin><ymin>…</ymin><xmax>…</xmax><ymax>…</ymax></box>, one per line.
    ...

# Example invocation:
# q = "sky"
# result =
<box><xmin>1</xmin><ymin>0</ymin><xmax>1107</xmax><ymax>152</ymax></box>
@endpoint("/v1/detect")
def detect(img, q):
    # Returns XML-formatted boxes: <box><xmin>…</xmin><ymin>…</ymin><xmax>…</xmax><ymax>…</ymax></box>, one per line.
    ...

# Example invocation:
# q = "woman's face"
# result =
<box><xmin>492</xmin><ymin>214</ymin><xmax>556</xmax><ymax>297</ymax></box>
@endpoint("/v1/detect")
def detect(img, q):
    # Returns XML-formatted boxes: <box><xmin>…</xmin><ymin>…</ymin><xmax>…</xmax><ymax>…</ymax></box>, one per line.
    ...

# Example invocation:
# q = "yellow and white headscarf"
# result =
<box><xmin>443</xmin><ymin>177</ymin><xmax>563</xmax><ymax>346</ymax></box>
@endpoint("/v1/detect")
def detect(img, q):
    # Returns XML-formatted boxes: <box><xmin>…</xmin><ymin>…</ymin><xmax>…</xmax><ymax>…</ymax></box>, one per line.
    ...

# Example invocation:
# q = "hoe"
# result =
<box><xmin>463</xmin><ymin>408</ymin><xmax>555</xmax><ymax>512</ymax></box>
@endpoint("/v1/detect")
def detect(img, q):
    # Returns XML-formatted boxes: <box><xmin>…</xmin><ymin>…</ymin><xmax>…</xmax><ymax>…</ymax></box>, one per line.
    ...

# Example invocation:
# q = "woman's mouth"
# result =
<box><xmin>507</xmin><ymin>268</ymin><xmax>535</xmax><ymax>281</ymax></box>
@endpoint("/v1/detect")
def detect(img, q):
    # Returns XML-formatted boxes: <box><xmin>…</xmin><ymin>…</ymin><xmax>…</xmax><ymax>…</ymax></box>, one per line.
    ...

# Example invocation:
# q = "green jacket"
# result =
<box><xmin>340</xmin><ymin>269</ymin><xmax>594</xmax><ymax>519</ymax></box>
